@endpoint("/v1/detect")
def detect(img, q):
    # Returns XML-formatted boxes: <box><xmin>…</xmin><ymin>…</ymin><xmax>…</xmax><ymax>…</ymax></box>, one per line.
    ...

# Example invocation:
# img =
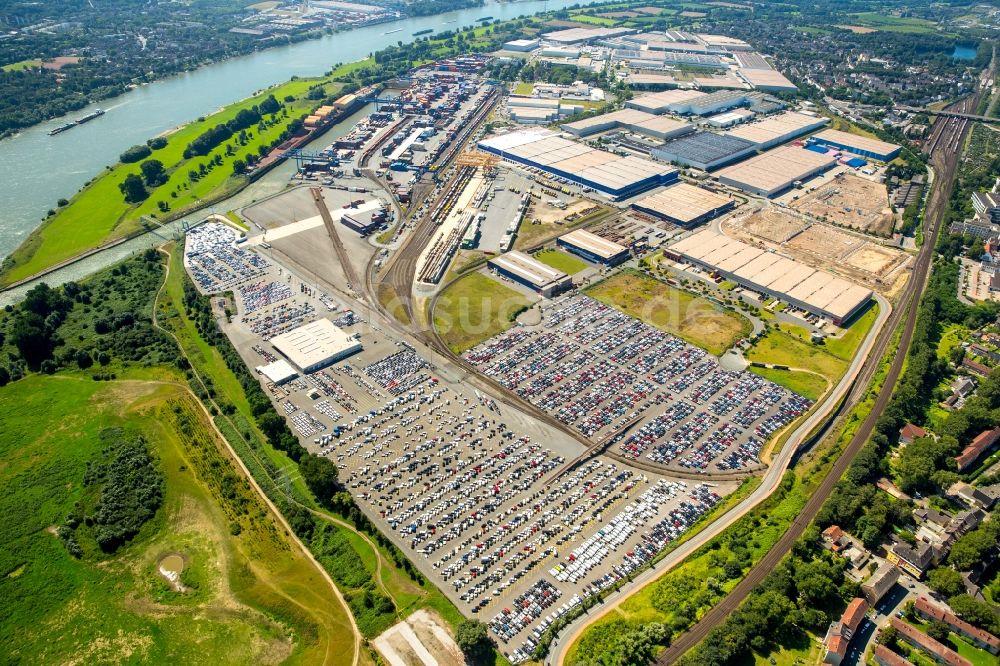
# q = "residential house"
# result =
<box><xmin>899</xmin><ymin>423</ymin><xmax>928</xmax><ymax>445</ymax></box>
<box><xmin>949</xmin><ymin>376</ymin><xmax>976</xmax><ymax>400</ymax></box>
<box><xmin>887</xmin><ymin>540</ymin><xmax>936</xmax><ymax>578</ymax></box>
<box><xmin>914</xmin><ymin>597</ymin><xmax>1000</xmax><ymax>655</ymax></box>
<box><xmin>890</xmin><ymin>617</ymin><xmax>972</xmax><ymax>666</ymax></box>
<box><xmin>961</xmin><ymin>357</ymin><xmax>991</xmax><ymax>378</ymax></box>
<box><xmin>873</xmin><ymin>645</ymin><xmax>914</xmax><ymax>666</ymax></box>
<box><xmin>947</xmin><ymin>481</ymin><xmax>995</xmax><ymax>511</ymax></box>
<box><xmin>823</xmin><ymin>597</ymin><xmax>869</xmax><ymax>665</ymax></box>
<box><xmin>862</xmin><ymin>561</ymin><xmax>900</xmax><ymax>605</ymax></box>
<box><xmin>821</xmin><ymin>525</ymin><xmax>870</xmax><ymax>570</ymax></box>
<box><xmin>956</xmin><ymin>427</ymin><xmax>1000</xmax><ymax>472</ymax></box>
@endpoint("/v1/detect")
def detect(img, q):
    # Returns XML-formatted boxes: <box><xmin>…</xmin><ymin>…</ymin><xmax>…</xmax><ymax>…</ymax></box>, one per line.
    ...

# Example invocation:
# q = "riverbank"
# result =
<box><xmin>0</xmin><ymin>0</ymin><xmax>602</xmax><ymax>269</ymax></box>
<box><xmin>0</xmin><ymin>75</ymin><xmax>346</xmax><ymax>286</ymax></box>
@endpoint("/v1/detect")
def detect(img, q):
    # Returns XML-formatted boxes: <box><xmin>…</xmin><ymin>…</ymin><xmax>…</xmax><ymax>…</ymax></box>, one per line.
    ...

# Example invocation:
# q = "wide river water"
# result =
<box><xmin>0</xmin><ymin>0</ymin><xmax>600</xmax><ymax>268</ymax></box>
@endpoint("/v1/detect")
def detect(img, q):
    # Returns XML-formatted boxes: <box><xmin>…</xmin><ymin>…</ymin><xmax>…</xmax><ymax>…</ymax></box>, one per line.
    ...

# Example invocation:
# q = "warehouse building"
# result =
<box><xmin>703</xmin><ymin>108</ymin><xmax>755</xmax><ymax>128</ymax></box>
<box><xmin>612</xmin><ymin>48</ymin><xmax>729</xmax><ymax>70</ymax></box>
<box><xmin>652</xmin><ymin>131</ymin><xmax>758</xmax><ymax>171</ymax></box>
<box><xmin>270</xmin><ymin>318</ymin><xmax>363</xmax><ymax>373</ymax></box>
<box><xmin>631</xmin><ymin>182</ymin><xmax>736</xmax><ymax>227</ymax></box>
<box><xmin>557</xmin><ymin>228</ymin><xmax>630</xmax><ymax>266</ymax></box>
<box><xmin>666</xmin><ymin>229</ymin><xmax>872</xmax><ymax>325</ymax></box>
<box><xmin>627</xmin><ymin>89</ymin><xmax>708</xmax><ymax>114</ymax></box>
<box><xmin>478</xmin><ymin>129</ymin><xmax>678</xmax><ymax>200</ymax></box>
<box><xmin>626</xmin><ymin>73</ymin><xmax>684</xmax><ymax>90</ymax></box>
<box><xmin>723</xmin><ymin>112</ymin><xmax>829</xmax><ymax>149</ymax></box>
<box><xmin>340</xmin><ymin>204</ymin><xmax>387</xmax><ymax>235</ymax></box>
<box><xmin>715</xmin><ymin>145</ymin><xmax>837</xmax><ymax>197</ymax></box>
<box><xmin>807</xmin><ymin>129</ymin><xmax>902</xmax><ymax>162</ymax></box>
<box><xmin>561</xmin><ymin>108</ymin><xmax>694</xmax><ymax>140</ymax></box>
<box><xmin>488</xmin><ymin>251</ymin><xmax>573</xmax><ymax>297</ymax></box>
<box><xmin>503</xmin><ymin>38</ymin><xmax>539</xmax><ymax>52</ymax></box>
<box><xmin>659</xmin><ymin>90</ymin><xmax>758</xmax><ymax>116</ymax></box>
<box><xmin>543</xmin><ymin>26</ymin><xmax>636</xmax><ymax>44</ymax></box>
<box><xmin>737</xmin><ymin>68</ymin><xmax>798</xmax><ymax>92</ymax></box>
<box><xmin>507</xmin><ymin>96</ymin><xmax>582</xmax><ymax>125</ymax></box>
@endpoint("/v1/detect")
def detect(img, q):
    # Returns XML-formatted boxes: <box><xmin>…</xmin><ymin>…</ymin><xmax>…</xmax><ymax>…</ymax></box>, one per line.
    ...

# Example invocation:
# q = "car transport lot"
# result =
<box><xmin>185</xmin><ymin>224</ymin><xmax>742</xmax><ymax>666</ymax></box>
<box><xmin>463</xmin><ymin>293</ymin><xmax>811</xmax><ymax>474</ymax></box>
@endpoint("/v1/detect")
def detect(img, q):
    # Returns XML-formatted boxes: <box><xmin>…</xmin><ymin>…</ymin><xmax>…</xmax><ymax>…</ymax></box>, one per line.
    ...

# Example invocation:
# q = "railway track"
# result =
<box><xmin>375</xmin><ymin>87</ymin><xmax>500</xmax><ymax>321</ymax></box>
<box><xmin>311</xmin><ymin>187</ymin><xmax>363</xmax><ymax>301</ymax></box>
<box><xmin>653</xmin><ymin>92</ymin><xmax>977</xmax><ymax>665</ymax></box>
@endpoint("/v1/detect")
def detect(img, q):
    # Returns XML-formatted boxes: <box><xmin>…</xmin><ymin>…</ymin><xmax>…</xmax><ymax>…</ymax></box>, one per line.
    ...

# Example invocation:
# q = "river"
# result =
<box><xmin>0</xmin><ymin>0</ymin><xmax>600</xmax><ymax>265</ymax></box>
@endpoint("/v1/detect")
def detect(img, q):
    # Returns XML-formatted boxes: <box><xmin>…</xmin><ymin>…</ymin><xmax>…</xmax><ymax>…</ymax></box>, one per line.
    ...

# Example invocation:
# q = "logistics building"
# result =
<box><xmin>561</xmin><ymin>108</ymin><xmax>694</xmax><ymax>140</ymax></box>
<box><xmin>478</xmin><ymin>129</ymin><xmax>678</xmax><ymax>199</ymax></box>
<box><xmin>631</xmin><ymin>183</ymin><xmax>736</xmax><ymax>227</ymax></box>
<box><xmin>807</xmin><ymin>129</ymin><xmax>902</xmax><ymax>161</ymax></box>
<box><xmin>557</xmin><ymin>228</ymin><xmax>630</xmax><ymax>265</ymax></box>
<box><xmin>666</xmin><ymin>229</ymin><xmax>872</xmax><ymax>325</ymax></box>
<box><xmin>658</xmin><ymin>90</ymin><xmax>759</xmax><ymax>116</ymax></box>
<box><xmin>270</xmin><ymin>318</ymin><xmax>363</xmax><ymax>373</ymax></box>
<box><xmin>703</xmin><ymin>108</ymin><xmax>755</xmax><ymax>128</ymax></box>
<box><xmin>651</xmin><ymin>131</ymin><xmax>758</xmax><ymax>171</ymax></box>
<box><xmin>737</xmin><ymin>68</ymin><xmax>798</xmax><ymax>92</ymax></box>
<box><xmin>503</xmin><ymin>38</ymin><xmax>539</xmax><ymax>52</ymax></box>
<box><xmin>723</xmin><ymin>111</ymin><xmax>828</xmax><ymax>149</ymax></box>
<box><xmin>715</xmin><ymin>145</ymin><xmax>837</xmax><ymax>197</ymax></box>
<box><xmin>626</xmin><ymin>89</ymin><xmax>708</xmax><ymax>114</ymax></box>
<box><xmin>488</xmin><ymin>251</ymin><xmax>573</xmax><ymax>296</ymax></box>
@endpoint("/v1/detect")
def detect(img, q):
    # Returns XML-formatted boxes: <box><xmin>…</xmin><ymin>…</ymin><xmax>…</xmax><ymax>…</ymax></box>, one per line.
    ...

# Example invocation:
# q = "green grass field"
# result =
<box><xmin>0</xmin><ymin>374</ymin><xmax>355</xmax><ymax>665</ymax></box>
<box><xmin>2</xmin><ymin>58</ymin><xmax>41</xmax><ymax>71</ymax></box>
<box><xmin>0</xmin><ymin>76</ymin><xmax>339</xmax><ymax>286</ymax></box>
<box><xmin>850</xmin><ymin>12</ymin><xmax>938</xmax><ymax>34</ymax></box>
<box><xmin>748</xmin><ymin>367</ymin><xmax>829</xmax><ymax>402</ymax></box>
<box><xmin>534</xmin><ymin>248</ymin><xmax>588</xmax><ymax>275</ymax></box>
<box><xmin>569</xmin><ymin>13</ymin><xmax>619</xmax><ymax>26</ymax></box>
<box><xmin>433</xmin><ymin>272</ymin><xmax>534</xmax><ymax>353</ymax></box>
<box><xmin>748</xmin><ymin>324</ymin><xmax>849</xmax><ymax>384</ymax></box>
<box><xmin>514</xmin><ymin>82</ymin><xmax>534</xmax><ymax>95</ymax></box>
<box><xmin>586</xmin><ymin>269</ymin><xmax>751</xmax><ymax>356</ymax></box>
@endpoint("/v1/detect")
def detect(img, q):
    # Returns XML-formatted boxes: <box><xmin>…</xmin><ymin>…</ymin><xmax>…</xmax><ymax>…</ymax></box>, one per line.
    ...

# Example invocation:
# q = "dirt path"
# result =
<box><xmin>152</xmin><ymin>247</ymin><xmax>362</xmax><ymax>666</ymax></box>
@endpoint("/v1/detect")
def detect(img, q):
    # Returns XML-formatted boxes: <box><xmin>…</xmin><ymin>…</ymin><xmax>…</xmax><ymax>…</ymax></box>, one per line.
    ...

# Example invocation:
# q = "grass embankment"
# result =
<box><xmin>160</xmin><ymin>244</ymin><xmax>463</xmax><ymax>637</ymax></box>
<box><xmin>748</xmin><ymin>303</ymin><xmax>879</xmax><ymax>386</ymax></box>
<box><xmin>748</xmin><ymin>304</ymin><xmax>878</xmax><ymax>399</ymax></box>
<box><xmin>748</xmin><ymin>367</ymin><xmax>829</xmax><ymax>402</ymax></box>
<box><xmin>0</xmin><ymin>374</ymin><xmax>353</xmax><ymax>665</ymax></box>
<box><xmin>586</xmin><ymin>269</ymin><xmax>752</xmax><ymax>356</ymax></box>
<box><xmin>1</xmin><ymin>75</ymin><xmax>340</xmax><ymax>286</ymax></box>
<box><xmin>433</xmin><ymin>272</ymin><xmax>533</xmax><ymax>354</ymax></box>
<box><xmin>534</xmin><ymin>248</ymin><xmax>588</xmax><ymax>275</ymax></box>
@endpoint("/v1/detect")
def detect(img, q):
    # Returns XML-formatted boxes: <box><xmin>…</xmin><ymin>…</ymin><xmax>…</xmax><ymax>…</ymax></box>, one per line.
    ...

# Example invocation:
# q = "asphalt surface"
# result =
<box><xmin>650</xmin><ymin>92</ymin><xmax>978</xmax><ymax>665</ymax></box>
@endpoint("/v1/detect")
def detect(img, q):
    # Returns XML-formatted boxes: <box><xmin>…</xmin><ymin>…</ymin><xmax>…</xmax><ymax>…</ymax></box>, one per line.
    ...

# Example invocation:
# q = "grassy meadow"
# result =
<box><xmin>586</xmin><ymin>269</ymin><xmax>752</xmax><ymax>356</ymax></box>
<box><xmin>0</xmin><ymin>374</ymin><xmax>355</xmax><ymax>665</ymax></box>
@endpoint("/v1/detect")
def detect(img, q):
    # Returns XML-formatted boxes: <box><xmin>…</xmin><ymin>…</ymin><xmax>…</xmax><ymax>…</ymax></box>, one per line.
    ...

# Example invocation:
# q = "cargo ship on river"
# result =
<box><xmin>48</xmin><ymin>108</ymin><xmax>105</xmax><ymax>136</ymax></box>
